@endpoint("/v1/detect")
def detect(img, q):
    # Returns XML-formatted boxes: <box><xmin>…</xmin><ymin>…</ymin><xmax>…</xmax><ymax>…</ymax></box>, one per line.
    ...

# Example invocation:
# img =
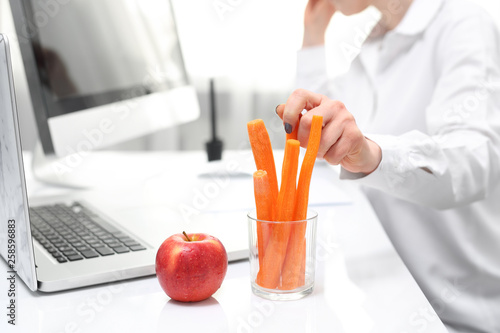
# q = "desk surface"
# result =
<box><xmin>1</xmin><ymin>151</ymin><xmax>448</xmax><ymax>333</ymax></box>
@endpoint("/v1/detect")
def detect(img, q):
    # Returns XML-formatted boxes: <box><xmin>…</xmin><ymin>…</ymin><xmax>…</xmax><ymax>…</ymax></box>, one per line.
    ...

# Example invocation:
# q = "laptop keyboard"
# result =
<box><xmin>29</xmin><ymin>203</ymin><xmax>146</xmax><ymax>263</ymax></box>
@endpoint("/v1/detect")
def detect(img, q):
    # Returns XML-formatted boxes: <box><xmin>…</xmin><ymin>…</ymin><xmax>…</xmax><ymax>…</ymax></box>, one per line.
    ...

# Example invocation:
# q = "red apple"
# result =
<box><xmin>155</xmin><ymin>232</ymin><xmax>228</xmax><ymax>302</ymax></box>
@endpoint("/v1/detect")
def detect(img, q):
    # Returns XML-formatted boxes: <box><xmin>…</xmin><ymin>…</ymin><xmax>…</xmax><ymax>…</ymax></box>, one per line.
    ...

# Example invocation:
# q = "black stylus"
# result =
<box><xmin>205</xmin><ymin>78</ymin><xmax>223</xmax><ymax>161</ymax></box>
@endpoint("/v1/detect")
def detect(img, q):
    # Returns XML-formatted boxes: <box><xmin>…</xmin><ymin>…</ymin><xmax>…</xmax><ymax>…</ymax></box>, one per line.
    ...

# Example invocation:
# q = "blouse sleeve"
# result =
<box><xmin>340</xmin><ymin>14</ymin><xmax>500</xmax><ymax>209</ymax></box>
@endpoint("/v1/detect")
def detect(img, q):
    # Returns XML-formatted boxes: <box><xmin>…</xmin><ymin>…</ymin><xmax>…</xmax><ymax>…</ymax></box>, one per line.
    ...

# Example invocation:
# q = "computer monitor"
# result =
<box><xmin>9</xmin><ymin>0</ymin><xmax>199</xmax><ymax>160</ymax></box>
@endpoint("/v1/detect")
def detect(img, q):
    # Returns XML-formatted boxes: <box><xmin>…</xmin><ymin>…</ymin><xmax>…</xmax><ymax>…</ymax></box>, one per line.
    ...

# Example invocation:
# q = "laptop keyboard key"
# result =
<box><xmin>113</xmin><ymin>247</ymin><xmax>130</xmax><ymax>254</ymax></box>
<box><xmin>80</xmin><ymin>250</ymin><xmax>99</xmax><ymax>259</ymax></box>
<box><xmin>42</xmin><ymin>242</ymin><xmax>53</xmax><ymax>249</ymax></box>
<box><xmin>67</xmin><ymin>254</ymin><xmax>84</xmax><ymax>261</ymax></box>
<box><xmin>123</xmin><ymin>240</ymin><xmax>140</xmax><ymax>247</ymax></box>
<box><xmin>96</xmin><ymin>247</ymin><xmax>115</xmax><ymax>256</ymax></box>
<box><xmin>115</xmin><ymin>234</ymin><xmax>130</xmax><ymax>240</ymax></box>
<box><xmin>56</xmin><ymin>257</ymin><xmax>68</xmax><ymax>263</ymax></box>
<box><xmin>129</xmin><ymin>245</ymin><xmax>146</xmax><ymax>251</ymax></box>
<box><xmin>52</xmin><ymin>252</ymin><xmax>63</xmax><ymax>258</ymax></box>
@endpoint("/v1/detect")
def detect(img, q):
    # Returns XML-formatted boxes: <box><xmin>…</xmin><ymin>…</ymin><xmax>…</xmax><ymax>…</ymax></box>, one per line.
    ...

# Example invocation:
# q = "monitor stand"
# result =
<box><xmin>31</xmin><ymin>142</ymin><xmax>168</xmax><ymax>189</ymax></box>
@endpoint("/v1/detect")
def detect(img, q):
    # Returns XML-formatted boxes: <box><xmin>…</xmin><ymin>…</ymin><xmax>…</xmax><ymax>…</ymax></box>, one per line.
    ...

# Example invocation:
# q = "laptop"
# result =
<box><xmin>0</xmin><ymin>34</ymin><xmax>255</xmax><ymax>293</ymax></box>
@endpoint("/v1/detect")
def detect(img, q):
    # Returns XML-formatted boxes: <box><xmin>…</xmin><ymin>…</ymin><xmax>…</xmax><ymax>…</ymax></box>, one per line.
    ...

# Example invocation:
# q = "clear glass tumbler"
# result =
<box><xmin>247</xmin><ymin>210</ymin><xmax>318</xmax><ymax>301</ymax></box>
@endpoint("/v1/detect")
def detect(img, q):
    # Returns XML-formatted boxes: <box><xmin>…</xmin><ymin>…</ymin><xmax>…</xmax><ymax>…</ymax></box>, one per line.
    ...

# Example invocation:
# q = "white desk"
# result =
<box><xmin>1</xmin><ymin>151</ymin><xmax>448</xmax><ymax>333</ymax></box>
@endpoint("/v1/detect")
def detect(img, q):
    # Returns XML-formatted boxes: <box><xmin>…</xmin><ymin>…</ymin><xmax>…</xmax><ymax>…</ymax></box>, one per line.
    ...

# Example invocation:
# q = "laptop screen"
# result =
<box><xmin>0</xmin><ymin>34</ymin><xmax>38</xmax><ymax>291</ymax></box>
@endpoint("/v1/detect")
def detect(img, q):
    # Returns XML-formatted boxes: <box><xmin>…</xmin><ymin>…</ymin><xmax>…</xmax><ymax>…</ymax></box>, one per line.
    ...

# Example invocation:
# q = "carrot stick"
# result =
<box><xmin>253</xmin><ymin>170</ymin><xmax>272</xmax><ymax>271</ymax></box>
<box><xmin>247</xmin><ymin>120</ymin><xmax>278</xmax><ymax>220</ymax></box>
<box><xmin>276</xmin><ymin>139</ymin><xmax>301</xmax><ymax>222</ymax></box>
<box><xmin>280</xmin><ymin>115</ymin><xmax>323</xmax><ymax>290</ymax></box>
<box><xmin>248</xmin><ymin>120</ymin><xmax>278</xmax><ymax>287</ymax></box>
<box><xmin>294</xmin><ymin>115</ymin><xmax>323</xmax><ymax>219</ymax></box>
<box><xmin>286</xmin><ymin>114</ymin><xmax>302</xmax><ymax>141</ymax></box>
<box><xmin>256</xmin><ymin>139</ymin><xmax>300</xmax><ymax>289</ymax></box>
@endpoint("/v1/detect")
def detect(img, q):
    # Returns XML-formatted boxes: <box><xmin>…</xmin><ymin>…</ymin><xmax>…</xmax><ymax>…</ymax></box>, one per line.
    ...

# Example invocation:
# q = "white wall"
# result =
<box><xmin>174</xmin><ymin>0</ymin><xmax>500</xmax><ymax>83</ymax></box>
<box><xmin>173</xmin><ymin>0</ymin><xmax>500</xmax><ymax>150</ymax></box>
<box><xmin>1</xmin><ymin>0</ymin><xmax>499</xmax><ymax>152</ymax></box>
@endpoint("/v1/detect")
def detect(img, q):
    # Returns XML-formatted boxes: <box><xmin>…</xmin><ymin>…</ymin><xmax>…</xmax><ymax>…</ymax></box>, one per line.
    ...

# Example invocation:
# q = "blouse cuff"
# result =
<box><xmin>339</xmin><ymin>134</ymin><xmax>420</xmax><ymax>191</ymax></box>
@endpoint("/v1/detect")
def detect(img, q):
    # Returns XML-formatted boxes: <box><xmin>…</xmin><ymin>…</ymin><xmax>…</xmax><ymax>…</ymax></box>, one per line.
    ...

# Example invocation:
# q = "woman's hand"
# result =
<box><xmin>277</xmin><ymin>89</ymin><xmax>382</xmax><ymax>174</ymax></box>
<box><xmin>303</xmin><ymin>0</ymin><xmax>336</xmax><ymax>47</ymax></box>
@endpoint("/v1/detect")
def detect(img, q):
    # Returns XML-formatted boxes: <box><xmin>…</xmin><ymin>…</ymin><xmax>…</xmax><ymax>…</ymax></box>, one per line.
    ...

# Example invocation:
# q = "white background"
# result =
<box><xmin>0</xmin><ymin>0</ymin><xmax>499</xmax><ymax>152</ymax></box>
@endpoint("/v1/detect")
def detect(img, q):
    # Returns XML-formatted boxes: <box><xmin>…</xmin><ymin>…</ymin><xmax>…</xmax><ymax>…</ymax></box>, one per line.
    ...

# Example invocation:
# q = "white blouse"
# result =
<box><xmin>297</xmin><ymin>0</ymin><xmax>500</xmax><ymax>331</ymax></box>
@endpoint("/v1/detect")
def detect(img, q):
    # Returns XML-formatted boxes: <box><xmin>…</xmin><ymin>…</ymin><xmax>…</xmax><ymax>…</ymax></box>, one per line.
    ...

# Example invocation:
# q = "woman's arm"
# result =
<box><xmin>296</xmin><ymin>0</ymin><xmax>336</xmax><ymax>96</ymax></box>
<box><xmin>302</xmin><ymin>0</ymin><xmax>336</xmax><ymax>48</ymax></box>
<box><xmin>353</xmin><ymin>14</ymin><xmax>500</xmax><ymax>209</ymax></box>
<box><xmin>282</xmin><ymin>14</ymin><xmax>500</xmax><ymax>210</ymax></box>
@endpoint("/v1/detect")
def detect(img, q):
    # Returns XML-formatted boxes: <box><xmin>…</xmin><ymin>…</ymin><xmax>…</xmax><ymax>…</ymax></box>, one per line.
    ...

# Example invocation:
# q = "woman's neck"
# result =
<box><xmin>372</xmin><ymin>0</ymin><xmax>414</xmax><ymax>31</ymax></box>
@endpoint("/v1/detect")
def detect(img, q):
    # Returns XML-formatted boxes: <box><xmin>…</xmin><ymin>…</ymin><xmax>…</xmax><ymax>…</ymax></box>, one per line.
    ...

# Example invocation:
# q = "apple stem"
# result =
<box><xmin>183</xmin><ymin>231</ymin><xmax>191</xmax><ymax>242</ymax></box>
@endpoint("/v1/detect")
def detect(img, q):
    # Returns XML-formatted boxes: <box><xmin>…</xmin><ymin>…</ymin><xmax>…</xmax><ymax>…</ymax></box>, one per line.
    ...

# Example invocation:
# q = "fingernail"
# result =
<box><xmin>275</xmin><ymin>104</ymin><xmax>280</xmax><ymax>114</ymax></box>
<box><xmin>284</xmin><ymin>123</ymin><xmax>293</xmax><ymax>134</ymax></box>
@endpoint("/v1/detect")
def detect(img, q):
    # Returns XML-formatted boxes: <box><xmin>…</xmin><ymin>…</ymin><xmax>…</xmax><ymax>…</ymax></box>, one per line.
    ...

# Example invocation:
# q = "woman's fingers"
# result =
<box><xmin>281</xmin><ymin>89</ymin><xmax>325</xmax><ymax>134</ymax></box>
<box><xmin>275</xmin><ymin>104</ymin><xmax>285</xmax><ymax>119</ymax></box>
<box><xmin>297</xmin><ymin>99</ymin><xmax>346</xmax><ymax>152</ymax></box>
<box><xmin>323</xmin><ymin>126</ymin><xmax>363</xmax><ymax>165</ymax></box>
<box><xmin>276</xmin><ymin>89</ymin><xmax>382</xmax><ymax>174</ymax></box>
